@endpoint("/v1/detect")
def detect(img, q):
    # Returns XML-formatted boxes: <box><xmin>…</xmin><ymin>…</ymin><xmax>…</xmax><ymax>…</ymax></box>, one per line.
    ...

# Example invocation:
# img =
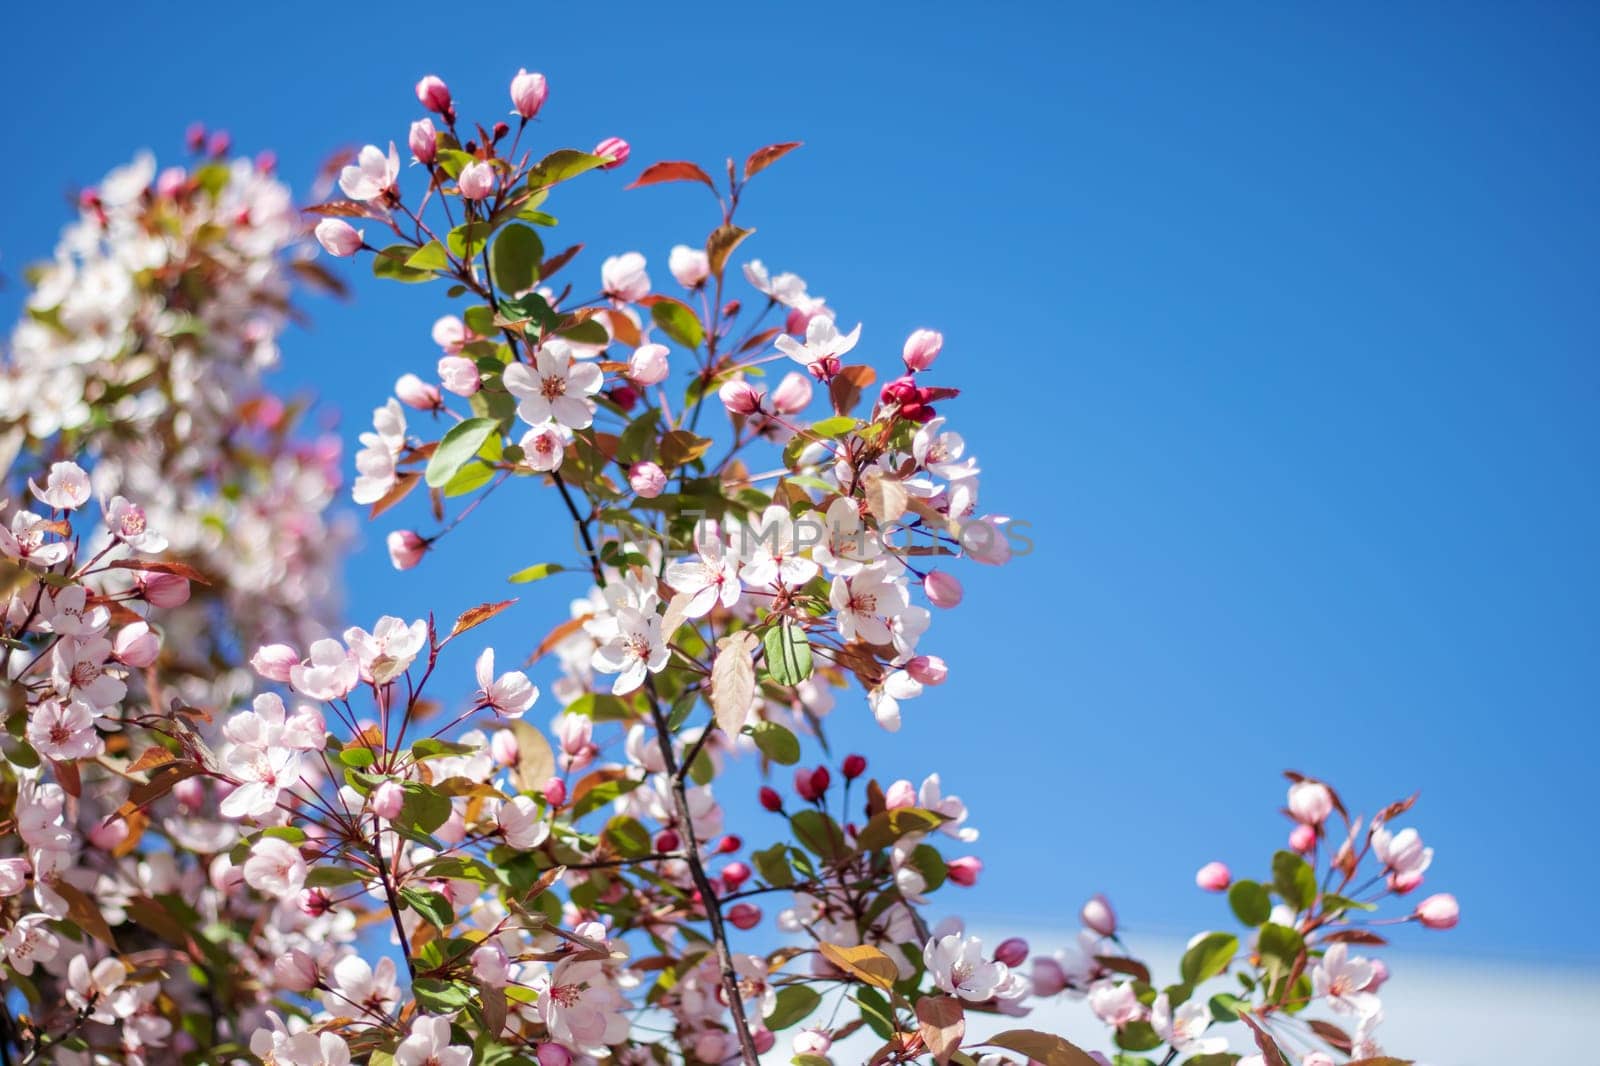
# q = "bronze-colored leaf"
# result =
<box><xmin>744</xmin><ymin>141</ymin><xmax>803</xmax><ymax>180</ymax></box>
<box><xmin>915</xmin><ymin>995</ymin><xmax>965</xmax><ymax>1064</ymax></box>
<box><xmin>986</xmin><ymin>1030</ymin><xmax>1099</xmax><ymax>1066</ymax></box>
<box><xmin>706</xmin><ymin>223</ymin><xmax>754</xmax><ymax>282</ymax></box>
<box><xmin>625</xmin><ymin>161</ymin><xmax>717</xmax><ymax>193</ymax></box>
<box><xmin>817</xmin><ymin>942</ymin><xmax>898</xmax><ymax>989</ymax></box>
<box><xmin>449</xmin><ymin>599</ymin><xmax>517</xmax><ymax>639</ymax></box>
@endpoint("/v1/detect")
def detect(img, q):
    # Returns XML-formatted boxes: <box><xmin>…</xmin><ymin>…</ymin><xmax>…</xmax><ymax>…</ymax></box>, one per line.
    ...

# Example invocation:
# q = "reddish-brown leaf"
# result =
<box><xmin>1308</xmin><ymin>1019</ymin><xmax>1354</xmax><ymax>1053</ymax></box>
<box><xmin>626</xmin><ymin>161</ymin><xmax>718</xmax><ymax>193</ymax></box>
<box><xmin>1238</xmin><ymin>1013</ymin><xmax>1291</xmax><ymax>1066</ymax></box>
<box><xmin>540</xmin><ymin>243</ymin><xmax>584</xmax><ymax>282</ymax></box>
<box><xmin>706</xmin><ymin>223</ymin><xmax>754</xmax><ymax>282</ymax></box>
<box><xmin>744</xmin><ymin>141</ymin><xmax>803</xmax><ymax>180</ymax></box>
<box><xmin>106</xmin><ymin>559</ymin><xmax>212</xmax><ymax>585</ymax></box>
<box><xmin>915</xmin><ymin>995</ymin><xmax>965</xmax><ymax>1065</ymax></box>
<box><xmin>302</xmin><ymin>199</ymin><xmax>385</xmax><ymax>220</ymax></box>
<box><xmin>449</xmin><ymin>599</ymin><xmax>517</xmax><ymax>639</ymax></box>
<box><xmin>369</xmin><ymin>472</ymin><xmax>421</xmax><ymax>520</ymax></box>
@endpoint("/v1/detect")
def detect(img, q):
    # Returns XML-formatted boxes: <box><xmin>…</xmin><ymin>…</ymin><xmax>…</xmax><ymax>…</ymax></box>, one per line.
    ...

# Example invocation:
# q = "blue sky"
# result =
<box><xmin>3</xmin><ymin>2</ymin><xmax>1596</xmax><ymax>971</ymax></box>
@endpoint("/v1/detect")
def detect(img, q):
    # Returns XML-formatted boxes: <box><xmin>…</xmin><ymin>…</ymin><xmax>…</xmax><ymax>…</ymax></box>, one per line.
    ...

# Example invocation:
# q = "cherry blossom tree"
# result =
<box><xmin>0</xmin><ymin>72</ymin><xmax>1456</xmax><ymax>1066</ymax></box>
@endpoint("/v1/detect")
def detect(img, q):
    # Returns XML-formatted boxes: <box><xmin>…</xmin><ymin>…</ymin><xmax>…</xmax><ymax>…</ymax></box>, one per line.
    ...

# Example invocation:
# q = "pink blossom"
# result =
<box><xmin>903</xmin><ymin>328</ymin><xmax>944</xmax><ymax>371</ymax></box>
<box><xmin>458</xmin><ymin>160</ymin><xmax>496</xmax><ymax>201</ymax></box>
<box><xmin>289</xmin><ymin>638</ymin><xmax>360</xmax><ymax>701</ymax></box>
<box><xmin>370</xmin><ymin>780</ymin><xmax>406</xmax><ymax>820</ymax></box>
<box><xmin>669</xmin><ymin>244</ymin><xmax>709</xmax><ymax>288</ymax></box>
<box><xmin>394</xmin><ymin>372</ymin><xmax>440</xmax><ymax>410</ymax></box>
<box><xmin>1195</xmin><ymin>861</ymin><xmax>1232</xmax><ymax>892</ymax></box>
<box><xmin>946</xmin><ymin>856</ymin><xmax>982</xmax><ymax>886</ymax></box>
<box><xmin>338</xmin><ymin>143</ymin><xmax>400</xmax><ymax>202</ymax></box>
<box><xmin>112</xmin><ymin>621</ymin><xmax>160</xmax><ymax>668</ymax></box>
<box><xmin>409</xmin><ymin>118</ymin><xmax>437</xmax><ymax>164</ymax></box>
<box><xmin>510</xmin><ymin>68</ymin><xmax>548</xmax><ymax>119</ymax></box>
<box><xmin>627</xmin><ymin>343</ymin><xmax>670</xmax><ymax>385</ymax></box>
<box><xmin>250</xmin><ymin>643</ymin><xmax>299</xmax><ymax>683</ymax></box>
<box><xmin>923</xmin><ymin>569</ymin><xmax>964</xmax><ymax>608</ymax></box>
<box><xmin>594</xmin><ymin>136</ymin><xmax>630</xmax><ymax>169</ymax></box>
<box><xmin>1288</xmin><ymin>779</ymin><xmax>1335</xmax><ymax>825</ymax></box>
<box><xmin>1416</xmin><ymin>893</ymin><xmax>1459</xmax><ymax>929</ymax></box>
<box><xmin>718</xmin><ymin>377</ymin><xmax>764</xmax><ymax>415</ymax></box>
<box><xmin>28</xmin><ymin>461</ymin><xmax>91</xmax><ymax>510</ymax></box>
<box><xmin>415</xmin><ymin>75</ymin><xmax>453</xmax><ymax>115</ymax></box>
<box><xmin>1081</xmin><ymin>893</ymin><xmax>1117</xmax><ymax>936</ymax></box>
<box><xmin>314</xmin><ymin>218</ymin><xmax>363</xmax><ymax>257</ymax></box>
<box><xmin>386</xmin><ymin>529</ymin><xmax>428</xmax><ymax>570</ymax></box>
<box><xmin>628</xmin><ymin>461</ymin><xmax>667</xmax><ymax>498</ymax></box>
<box><xmin>437</xmin><ymin>354</ymin><xmax>481</xmax><ymax>396</ymax></box>
<box><xmin>601</xmin><ymin>252</ymin><xmax>651</xmax><ymax>303</ymax></box>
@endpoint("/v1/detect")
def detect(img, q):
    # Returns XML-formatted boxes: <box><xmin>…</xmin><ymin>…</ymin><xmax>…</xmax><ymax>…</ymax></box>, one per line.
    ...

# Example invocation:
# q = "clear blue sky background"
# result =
<box><xmin>3</xmin><ymin>2</ymin><xmax>1596</xmax><ymax>970</ymax></box>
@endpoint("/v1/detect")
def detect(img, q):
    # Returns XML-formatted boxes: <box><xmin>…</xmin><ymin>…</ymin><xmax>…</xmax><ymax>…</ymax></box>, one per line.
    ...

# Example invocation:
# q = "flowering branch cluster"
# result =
<box><xmin>0</xmin><ymin>71</ymin><xmax>1458</xmax><ymax>1066</ymax></box>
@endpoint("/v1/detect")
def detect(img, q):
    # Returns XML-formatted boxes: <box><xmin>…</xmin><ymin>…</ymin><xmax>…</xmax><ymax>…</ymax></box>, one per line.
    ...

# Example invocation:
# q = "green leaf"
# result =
<box><xmin>412</xmin><ymin>738</ymin><xmax>476</xmax><ymax>761</ymax></box>
<box><xmin>405</xmin><ymin>240</ymin><xmax>450</xmax><ymax>272</ymax></box>
<box><xmin>603</xmin><ymin>815</ymin><xmax>653</xmax><ymax>858</ymax></box>
<box><xmin>412</xmin><ymin>977</ymin><xmax>475</xmax><ymax>1012</ymax></box>
<box><xmin>1256</xmin><ymin>923</ymin><xmax>1305</xmax><ymax>992</ymax></box>
<box><xmin>1321</xmin><ymin>893</ymin><xmax>1378</xmax><ymax>915</ymax></box>
<box><xmin>527</xmin><ymin>149</ymin><xmax>612</xmax><ymax>188</ymax></box>
<box><xmin>854</xmin><ymin>807</ymin><xmax>946</xmax><ymax>851</ymax></box>
<box><xmin>1112</xmin><ymin>1021</ymin><xmax>1162</xmax><ymax>1053</ymax></box>
<box><xmin>443</xmin><ymin>429</ymin><xmax>502</xmax><ymax>497</ymax></box>
<box><xmin>398</xmin><ymin>782</ymin><xmax>452</xmax><ymax>835</ymax></box>
<box><xmin>508</xmin><ymin>562</ymin><xmax>566</xmax><ymax>584</ymax></box>
<box><xmin>426</xmin><ymin>417</ymin><xmax>497</xmax><ymax>489</ymax></box>
<box><xmin>489</xmin><ymin>223</ymin><xmax>544</xmax><ymax>296</ymax></box>
<box><xmin>558</xmin><ymin>318</ymin><xmax>610</xmax><ymax>346</ymax></box>
<box><xmin>464</xmin><ymin>304</ymin><xmax>497</xmax><ymax>337</ymax></box>
<box><xmin>855</xmin><ymin>988</ymin><xmax>897</xmax><ymax>1040</ymax></box>
<box><xmin>1179</xmin><ymin>932</ymin><xmax>1238</xmax><ymax>985</ymax></box>
<box><xmin>304</xmin><ymin>866</ymin><xmax>363</xmax><ymax>889</ymax></box>
<box><xmin>752</xmin><ymin>842</ymin><xmax>795</xmax><ymax>888</ymax></box>
<box><xmin>810</xmin><ymin>415</ymin><xmax>858</xmax><ymax>438</ymax></box>
<box><xmin>790</xmin><ymin>810</ymin><xmax>848</xmax><ymax>862</ymax></box>
<box><xmin>762</xmin><ymin>622</ymin><xmax>814</xmax><ymax>685</ymax></box>
<box><xmin>1228</xmin><ymin>879</ymin><xmax>1272</xmax><ymax>926</ymax></box>
<box><xmin>400</xmin><ymin>887</ymin><xmax>455</xmax><ymax>929</ymax></box>
<box><xmin>373</xmin><ymin>244</ymin><xmax>434</xmax><ymax>283</ymax></box>
<box><xmin>1207</xmin><ymin>992</ymin><xmax>1248</xmax><ymax>1023</ymax></box>
<box><xmin>749</xmin><ymin>721</ymin><xmax>801</xmax><ymax>765</ymax></box>
<box><xmin>338</xmin><ymin>746</ymin><xmax>376</xmax><ymax>769</ymax></box>
<box><xmin>765</xmin><ymin>985</ymin><xmax>821</xmax><ymax>1030</ymax></box>
<box><xmin>1271</xmin><ymin>850</ymin><xmax>1318</xmax><ymax>911</ymax></box>
<box><xmin>500</xmin><ymin>292</ymin><xmax>561</xmax><ymax>330</ymax></box>
<box><xmin>447</xmin><ymin>221</ymin><xmax>495</xmax><ymax>259</ymax></box>
<box><xmin>650</xmin><ymin>299</ymin><xmax>704</xmax><ymax>350</ymax></box>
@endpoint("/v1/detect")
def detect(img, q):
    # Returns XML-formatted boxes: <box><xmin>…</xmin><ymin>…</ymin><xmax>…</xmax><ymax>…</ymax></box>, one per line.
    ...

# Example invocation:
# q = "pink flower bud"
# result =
<box><xmin>594</xmin><ymin>136</ymin><xmax>630</xmax><ymax>169</ymax></box>
<box><xmin>905</xmin><ymin>655</ymin><xmax>948</xmax><ymax>686</ymax></box>
<box><xmin>751</xmin><ymin>1027</ymin><xmax>776</xmax><ymax>1054</ymax></box>
<box><xmin>490</xmin><ymin>729</ymin><xmax>519</xmax><ymax>766</ymax></box>
<box><xmin>298</xmin><ymin>888</ymin><xmax>333</xmax><ymax>917</ymax></box>
<box><xmin>718</xmin><ymin>378</ymin><xmax>764</xmax><ymax>415</ymax></box>
<box><xmin>994</xmin><ymin>937</ymin><xmax>1030</xmax><ymax>967</ymax></box>
<box><xmin>186</xmin><ymin>123</ymin><xmax>206</xmax><ymax>153</ymax></box>
<box><xmin>722</xmin><ymin>861</ymin><xmax>752</xmax><ymax>889</ymax></box>
<box><xmin>1080</xmin><ymin>893</ymin><xmax>1117</xmax><ymax>936</ymax></box>
<box><xmin>1032</xmin><ymin>957</ymin><xmax>1068</xmax><ymax>996</ymax></box>
<box><xmin>535</xmin><ymin>1045</ymin><xmax>572</xmax><ymax>1066</ymax></box>
<box><xmin>923</xmin><ymin>569</ymin><xmax>964</xmax><ymax>608</ymax></box>
<box><xmin>542</xmin><ymin>777</ymin><xmax>568</xmax><ymax>808</ymax></box>
<box><xmin>395</xmin><ymin>373</ymin><xmax>441</xmax><ymax>410</ymax></box>
<box><xmin>207</xmin><ymin>130</ymin><xmax>231</xmax><ymax>157</ymax></box>
<box><xmin>87</xmin><ymin>817</ymin><xmax>129</xmax><ymax>851</ymax></box>
<box><xmin>718</xmin><ymin>834</ymin><xmax>742</xmax><ymax>854</ymax></box>
<box><xmin>610</xmin><ymin>384</ymin><xmax>640</xmax><ymax>411</ymax></box>
<box><xmin>1288</xmin><ymin>780</ymin><xmax>1335</xmax><ymax>825</ymax></box>
<box><xmin>1195</xmin><ymin>861</ymin><xmax>1232</xmax><ymax>892</ymax></box>
<box><xmin>416</xmin><ymin>75</ymin><xmax>453</xmax><ymax>115</ymax></box>
<box><xmin>884</xmin><ymin>779</ymin><xmax>917</xmax><ymax>810</ymax></box>
<box><xmin>386</xmin><ymin>529</ymin><xmax>428</xmax><ymax>571</ymax></box>
<box><xmin>371</xmin><ymin>780</ymin><xmax>406</xmax><ymax>820</ymax></box>
<box><xmin>140</xmin><ymin>572</ymin><xmax>190</xmax><ymax>608</ymax></box>
<box><xmin>510</xmin><ymin>68</ymin><xmax>548</xmax><ymax>119</ymax></box>
<box><xmin>1415</xmin><ymin>893</ymin><xmax>1459</xmax><ymax>929</ymax></box>
<box><xmin>1366</xmin><ymin>958</ymin><xmax>1389</xmax><ymax>991</ymax></box>
<box><xmin>628</xmin><ymin>461</ymin><xmax>668</xmax><ymax>499</ymax></box>
<box><xmin>251</xmin><ymin>643</ymin><xmax>299</xmax><ymax>682</ymax></box>
<box><xmin>947</xmin><ymin>856</ymin><xmax>982</xmax><ymax>886</ymax></box>
<box><xmin>409</xmin><ymin>118</ymin><xmax>437</xmax><ymax>164</ymax></box>
<box><xmin>726</xmin><ymin>902</ymin><xmax>762</xmax><ymax>931</ymax></box>
<box><xmin>274</xmin><ymin>949</ymin><xmax>319</xmax><ymax>992</ymax></box>
<box><xmin>759</xmin><ymin>786</ymin><xmax>783</xmax><ymax>812</ymax></box>
<box><xmin>174</xmin><ymin>776</ymin><xmax>205</xmax><ymax>811</ymax></box>
<box><xmin>795</xmin><ymin>765</ymin><xmax>830</xmax><ymax>801</ymax></box>
<box><xmin>1390</xmin><ymin>869</ymin><xmax>1425</xmax><ymax>894</ymax></box>
<box><xmin>458</xmin><ymin>160</ymin><xmax>497</xmax><ymax>201</ymax></box>
<box><xmin>902</xmin><ymin>328</ymin><xmax>944</xmax><ymax>371</ymax></box>
<box><xmin>770</xmin><ymin>371</ymin><xmax>813</xmax><ymax>415</ymax></box>
<box><xmin>437</xmin><ymin>354</ymin><xmax>481</xmax><ymax>397</ymax></box>
<box><xmin>1289</xmin><ymin>823</ymin><xmax>1316</xmax><ymax>853</ymax></box>
<box><xmin>113</xmin><ymin>621</ymin><xmax>160</xmax><ymax>668</ymax></box>
<box><xmin>627</xmin><ymin>343</ymin><xmax>670</xmax><ymax>385</ymax></box>
<box><xmin>314</xmin><ymin>218</ymin><xmax>363</xmax><ymax>257</ymax></box>
<box><xmin>155</xmin><ymin>166</ymin><xmax>187</xmax><ymax>199</ymax></box>
<box><xmin>655</xmin><ymin>829</ymin><xmax>680</xmax><ymax>853</ymax></box>
<box><xmin>842</xmin><ymin>754</ymin><xmax>867</xmax><ymax>779</ymax></box>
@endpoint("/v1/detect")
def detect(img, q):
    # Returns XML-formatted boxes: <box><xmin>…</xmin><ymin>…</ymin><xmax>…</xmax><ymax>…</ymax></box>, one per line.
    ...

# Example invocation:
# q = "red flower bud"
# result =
<box><xmin>758</xmin><ymin>786</ymin><xmax>784</xmax><ymax>812</ymax></box>
<box><xmin>842</xmin><ymin>754</ymin><xmax>867</xmax><ymax>780</ymax></box>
